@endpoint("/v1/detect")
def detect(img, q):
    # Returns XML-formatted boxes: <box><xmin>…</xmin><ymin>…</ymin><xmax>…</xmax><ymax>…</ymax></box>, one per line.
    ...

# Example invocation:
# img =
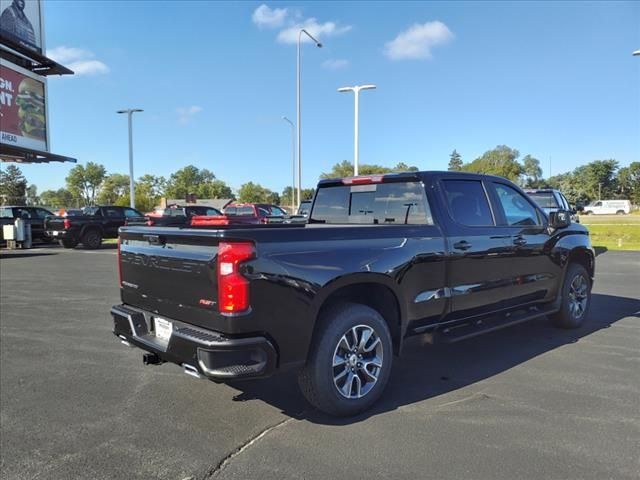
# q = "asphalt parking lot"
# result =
<box><xmin>1</xmin><ymin>245</ymin><xmax>639</xmax><ymax>480</ymax></box>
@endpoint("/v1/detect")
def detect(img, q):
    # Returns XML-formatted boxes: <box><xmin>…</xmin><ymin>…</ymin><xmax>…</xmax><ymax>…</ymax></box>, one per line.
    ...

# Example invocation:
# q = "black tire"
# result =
<box><xmin>616</xmin><ymin>210</ymin><xmax>625</xmax><ymax>215</ymax></box>
<box><xmin>81</xmin><ymin>229</ymin><xmax>102</xmax><ymax>250</ymax></box>
<box><xmin>551</xmin><ymin>263</ymin><xmax>591</xmax><ymax>329</ymax></box>
<box><xmin>298</xmin><ymin>302</ymin><xmax>393</xmax><ymax>417</ymax></box>
<box><xmin>59</xmin><ymin>238</ymin><xmax>78</xmax><ymax>249</ymax></box>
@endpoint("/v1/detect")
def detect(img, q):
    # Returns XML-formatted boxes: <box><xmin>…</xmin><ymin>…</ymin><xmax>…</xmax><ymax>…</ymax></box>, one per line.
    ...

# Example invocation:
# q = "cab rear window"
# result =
<box><xmin>310</xmin><ymin>182</ymin><xmax>432</xmax><ymax>225</ymax></box>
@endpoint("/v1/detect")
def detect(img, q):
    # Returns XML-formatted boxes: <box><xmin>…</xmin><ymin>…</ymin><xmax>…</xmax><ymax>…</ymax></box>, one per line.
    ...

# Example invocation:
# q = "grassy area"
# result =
<box><xmin>583</xmin><ymin>224</ymin><xmax>640</xmax><ymax>251</ymax></box>
<box><xmin>578</xmin><ymin>214</ymin><xmax>640</xmax><ymax>224</ymax></box>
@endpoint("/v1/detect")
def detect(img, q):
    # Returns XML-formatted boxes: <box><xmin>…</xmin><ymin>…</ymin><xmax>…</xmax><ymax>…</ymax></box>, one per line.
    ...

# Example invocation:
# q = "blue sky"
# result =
<box><xmin>16</xmin><ymin>1</ymin><xmax>640</xmax><ymax>194</ymax></box>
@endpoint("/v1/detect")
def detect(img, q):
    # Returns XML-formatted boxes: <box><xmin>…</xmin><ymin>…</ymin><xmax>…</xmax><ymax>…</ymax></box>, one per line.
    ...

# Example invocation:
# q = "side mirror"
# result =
<box><xmin>549</xmin><ymin>210</ymin><xmax>571</xmax><ymax>229</ymax></box>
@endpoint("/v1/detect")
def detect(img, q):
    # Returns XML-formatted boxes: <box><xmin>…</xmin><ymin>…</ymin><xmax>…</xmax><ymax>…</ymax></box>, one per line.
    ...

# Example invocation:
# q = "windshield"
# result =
<box><xmin>528</xmin><ymin>192</ymin><xmax>559</xmax><ymax>208</ymax></box>
<box><xmin>310</xmin><ymin>181</ymin><xmax>432</xmax><ymax>225</ymax></box>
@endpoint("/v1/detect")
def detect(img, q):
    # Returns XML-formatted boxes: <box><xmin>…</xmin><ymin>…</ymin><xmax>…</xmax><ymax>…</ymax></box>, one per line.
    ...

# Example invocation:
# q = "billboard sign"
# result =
<box><xmin>0</xmin><ymin>0</ymin><xmax>43</xmax><ymax>54</ymax></box>
<box><xmin>0</xmin><ymin>60</ymin><xmax>48</xmax><ymax>152</ymax></box>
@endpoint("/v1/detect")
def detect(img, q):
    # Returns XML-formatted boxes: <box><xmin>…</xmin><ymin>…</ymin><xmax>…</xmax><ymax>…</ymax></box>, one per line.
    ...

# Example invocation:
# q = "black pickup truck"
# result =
<box><xmin>0</xmin><ymin>206</ymin><xmax>55</xmax><ymax>243</ymax></box>
<box><xmin>45</xmin><ymin>205</ymin><xmax>144</xmax><ymax>249</ymax></box>
<box><xmin>112</xmin><ymin>171</ymin><xmax>594</xmax><ymax>416</ymax></box>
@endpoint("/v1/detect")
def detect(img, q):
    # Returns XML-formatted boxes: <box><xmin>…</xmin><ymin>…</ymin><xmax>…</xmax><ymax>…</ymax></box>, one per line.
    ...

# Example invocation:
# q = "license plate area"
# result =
<box><xmin>153</xmin><ymin>317</ymin><xmax>173</xmax><ymax>342</ymax></box>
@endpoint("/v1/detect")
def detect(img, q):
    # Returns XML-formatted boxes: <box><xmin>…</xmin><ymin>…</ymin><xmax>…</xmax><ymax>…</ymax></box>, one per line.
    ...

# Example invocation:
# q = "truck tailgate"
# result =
<box><xmin>119</xmin><ymin>227</ymin><xmax>228</xmax><ymax>328</ymax></box>
<box><xmin>44</xmin><ymin>216</ymin><xmax>66</xmax><ymax>230</ymax></box>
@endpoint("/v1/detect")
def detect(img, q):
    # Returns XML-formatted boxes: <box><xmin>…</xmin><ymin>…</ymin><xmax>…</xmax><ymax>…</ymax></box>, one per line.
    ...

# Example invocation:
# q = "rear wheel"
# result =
<box><xmin>81</xmin><ymin>229</ymin><xmax>102</xmax><ymax>249</ymax></box>
<box><xmin>59</xmin><ymin>238</ymin><xmax>78</xmax><ymax>249</ymax></box>
<box><xmin>298</xmin><ymin>303</ymin><xmax>393</xmax><ymax>417</ymax></box>
<box><xmin>551</xmin><ymin>263</ymin><xmax>591</xmax><ymax>329</ymax></box>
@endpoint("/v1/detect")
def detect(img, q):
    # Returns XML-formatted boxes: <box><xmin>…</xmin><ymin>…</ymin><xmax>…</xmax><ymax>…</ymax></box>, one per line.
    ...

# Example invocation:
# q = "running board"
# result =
<box><xmin>436</xmin><ymin>306</ymin><xmax>557</xmax><ymax>344</ymax></box>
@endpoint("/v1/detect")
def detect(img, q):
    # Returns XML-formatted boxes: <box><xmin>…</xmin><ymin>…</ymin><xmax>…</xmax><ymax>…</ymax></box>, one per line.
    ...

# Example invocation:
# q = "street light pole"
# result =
<box><xmin>297</xmin><ymin>29</ymin><xmax>322</xmax><ymax>207</ymax></box>
<box><xmin>337</xmin><ymin>84</ymin><xmax>377</xmax><ymax>176</ymax></box>
<box><xmin>282</xmin><ymin>116</ymin><xmax>295</xmax><ymax>212</ymax></box>
<box><xmin>116</xmin><ymin>109</ymin><xmax>143</xmax><ymax>208</ymax></box>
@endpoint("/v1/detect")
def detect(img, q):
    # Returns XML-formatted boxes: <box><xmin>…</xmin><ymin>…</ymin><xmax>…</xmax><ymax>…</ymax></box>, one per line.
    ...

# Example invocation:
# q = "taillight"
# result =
<box><xmin>63</xmin><ymin>218</ymin><xmax>71</xmax><ymax>229</ymax></box>
<box><xmin>117</xmin><ymin>237</ymin><xmax>122</xmax><ymax>287</ymax></box>
<box><xmin>260</xmin><ymin>217</ymin><xmax>268</xmax><ymax>224</ymax></box>
<box><xmin>217</xmin><ymin>241</ymin><xmax>255</xmax><ymax>314</ymax></box>
<box><xmin>146</xmin><ymin>219</ymin><xmax>155</xmax><ymax>226</ymax></box>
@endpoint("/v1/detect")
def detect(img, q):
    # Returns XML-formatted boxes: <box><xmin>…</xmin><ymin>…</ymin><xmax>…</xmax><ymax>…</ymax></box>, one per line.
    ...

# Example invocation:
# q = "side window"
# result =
<box><xmin>204</xmin><ymin>208</ymin><xmax>220</xmax><ymax>216</ymax></box>
<box><xmin>269</xmin><ymin>206</ymin><xmax>286</xmax><ymax>217</ymax></box>
<box><xmin>258</xmin><ymin>207</ymin><xmax>270</xmax><ymax>216</ymax></box>
<box><xmin>224</xmin><ymin>207</ymin><xmax>237</xmax><ymax>215</ymax></box>
<box><xmin>237</xmin><ymin>206</ymin><xmax>255</xmax><ymax>216</ymax></box>
<box><xmin>442</xmin><ymin>180</ymin><xmax>494</xmax><ymax>226</ymax></box>
<box><xmin>14</xmin><ymin>208</ymin><xmax>31</xmax><ymax>219</ymax></box>
<box><xmin>0</xmin><ymin>207</ymin><xmax>13</xmax><ymax>218</ymax></box>
<box><xmin>35</xmin><ymin>208</ymin><xmax>52</xmax><ymax>219</ymax></box>
<box><xmin>123</xmin><ymin>208</ymin><xmax>140</xmax><ymax>218</ymax></box>
<box><xmin>493</xmin><ymin>183</ymin><xmax>540</xmax><ymax>226</ymax></box>
<box><xmin>104</xmin><ymin>208</ymin><xmax>122</xmax><ymax>218</ymax></box>
<box><xmin>594</xmin><ymin>201</ymin><xmax>602</xmax><ymax>207</ymax></box>
<box><xmin>559</xmin><ymin>194</ymin><xmax>570</xmax><ymax>210</ymax></box>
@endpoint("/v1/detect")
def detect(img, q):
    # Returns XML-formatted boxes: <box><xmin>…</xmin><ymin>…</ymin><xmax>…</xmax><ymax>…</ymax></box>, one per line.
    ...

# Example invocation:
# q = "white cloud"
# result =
<box><xmin>47</xmin><ymin>46</ymin><xmax>110</xmax><ymax>76</ymax></box>
<box><xmin>322</xmin><ymin>58</ymin><xmax>349</xmax><ymax>70</ymax></box>
<box><xmin>252</xmin><ymin>4</ymin><xmax>288</xmax><ymax>28</ymax></box>
<box><xmin>277</xmin><ymin>18</ymin><xmax>351</xmax><ymax>44</ymax></box>
<box><xmin>177</xmin><ymin>106</ymin><xmax>203</xmax><ymax>125</ymax></box>
<box><xmin>384</xmin><ymin>21</ymin><xmax>454</xmax><ymax>60</ymax></box>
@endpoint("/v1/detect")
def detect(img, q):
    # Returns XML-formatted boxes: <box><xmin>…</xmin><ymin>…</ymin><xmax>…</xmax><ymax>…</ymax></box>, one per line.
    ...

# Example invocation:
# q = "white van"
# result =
<box><xmin>582</xmin><ymin>199</ymin><xmax>631</xmax><ymax>215</ymax></box>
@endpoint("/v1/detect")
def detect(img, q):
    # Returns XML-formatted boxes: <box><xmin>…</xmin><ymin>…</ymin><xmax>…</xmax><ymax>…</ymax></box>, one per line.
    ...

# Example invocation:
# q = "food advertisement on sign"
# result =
<box><xmin>0</xmin><ymin>61</ymin><xmax>48</xmax><ymax>152</ymax></box>
<box><xmin>0</xmin><ymin>0</ymin><xmax>43</xmax><ymax>53</ymax></box>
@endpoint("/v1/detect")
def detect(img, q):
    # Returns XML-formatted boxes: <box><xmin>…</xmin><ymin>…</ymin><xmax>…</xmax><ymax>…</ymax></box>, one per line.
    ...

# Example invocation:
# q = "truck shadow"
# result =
<box><xmin>227</xmin><ymin>293</ymin><xmax>639</xmax><ymax>424</ymax></box>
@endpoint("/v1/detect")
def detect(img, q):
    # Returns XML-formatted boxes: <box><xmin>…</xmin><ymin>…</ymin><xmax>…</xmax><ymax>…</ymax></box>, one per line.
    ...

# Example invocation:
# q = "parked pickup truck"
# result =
<box><xmin>45</xmin><ymin>205</ymin><xmax>144</xmax><ymax>249</ymax></box>
<box><xmin>112</xmin><ymin>171</ymin><xmax>594</xmax><ymax>416</ymax></box>
<box><xmin>1</xmin><ymin>205</ymin><xmax>55</xmax><ymax>243</ymax></box>
<box><xmin>190</xmin><ymin>203</ymin><xmax>288</xmax><ymax>227</ymax></box>
<box><xmin>135</xmin><ymin>205</ymin><xmax>223</xmax><ymax>227</ymax></box>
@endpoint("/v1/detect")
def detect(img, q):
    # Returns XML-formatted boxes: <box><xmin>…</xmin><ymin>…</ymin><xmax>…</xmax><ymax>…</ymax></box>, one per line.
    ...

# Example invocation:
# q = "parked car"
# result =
<box><xmin>133</xmin><ymin>205</ymin><xmax>222</xmax><ymax>227</ymax></box>
<box><xmin>525</xmin><ymin>189</ymin><xmax>579</xmax><ymax>223</ymax></box>
<box><xmin>0</xmin><ymin>206</ymin><xmax>54</xmax><ymax>243</ymax></box>
<box><xmin>285</xmin><ymin>200</ymin><xmax>313</xmax><ymax>224</ymax></box>
<box><xmin>190</xmin><ymin>203</ymin><xmax>288</xmax><ymax>227</ymax></box>
<box><xmin>113</xmin><ymin>171</ymin><xmax>594</xmax><ymax>416</ymax></box>
<box><xmin>45</xmin><ymin>205</ymin><xmax>144</xmax><ymax>249</ymax></box>
<box><xmin>582</xmin><ymin>199</ymin><xmax>631</xmax><ymax>215</ymax></box>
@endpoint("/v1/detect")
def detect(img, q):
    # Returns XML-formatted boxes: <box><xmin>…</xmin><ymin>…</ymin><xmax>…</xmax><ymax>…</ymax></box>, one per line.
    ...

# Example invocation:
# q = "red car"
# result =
<box><xmin>190</xmin><ymin>203</ymin><xmax>288</xmax><ymax>227</ymax></box>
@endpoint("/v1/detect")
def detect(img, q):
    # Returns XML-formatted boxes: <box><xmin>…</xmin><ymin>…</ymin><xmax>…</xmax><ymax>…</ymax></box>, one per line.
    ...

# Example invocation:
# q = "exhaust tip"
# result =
<box><xmin>182</xmin><ymin>364</ymin><xmax>202</xmax><ymax>379</ymax></box>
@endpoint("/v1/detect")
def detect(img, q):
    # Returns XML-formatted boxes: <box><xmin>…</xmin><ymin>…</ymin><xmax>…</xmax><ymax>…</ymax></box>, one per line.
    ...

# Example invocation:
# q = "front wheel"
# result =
<box><xmin>298</xmin><ymin>303</ymin><xmax>393</xmax><ymax>417</ymax></box>
<box><xmin>551</xmin><ymin>263</ymin><xmax>591</xmax><ymax>329</ymax></box>
<box><xmin>616</xmin><ymin>210</ymin><xmax>625</xmax><ymax>215</ymax></box>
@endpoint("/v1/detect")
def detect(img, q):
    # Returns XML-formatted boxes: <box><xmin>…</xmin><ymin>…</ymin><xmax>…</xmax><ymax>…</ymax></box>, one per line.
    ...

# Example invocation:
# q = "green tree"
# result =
<box><xmin>26</xmin><ymin>184</ymin><xmax>39</xmax><ymax>205</ymax></box>
<box><xmin>281</xmin><ymin>187</ymin><xmax>314</xmax><ymax>207</ymax></box>
<box><xmin>39</xmin><ymin>188</ymin><xmax>75</xmax><ymax>208</ymax></box>
<box><xmin>522</xmin><ymin>155</ymin><xmax>543</xmax><ymax>187</ymax></box>
<box><xmin>448</xmin><ymin>149</ymin><xmax>463</xmax><ymax>171</ymax></box>
<box><xmin>164</xmin><ymin>165</ymin><xmax>231</xmax><ymax>199</ymax></box>
<box><xmin>461</xmin><ymin>145</ymin><xmax>523</xmax><ymax>182</ymax></box>
<box><xmin>617</xmin><ymin>162</ymin><xmax>640</xmax><ymax>204</ymax></box>
<box><xmin>66</xmin><ymin>162</ymin><xmax>106</xmax><ymax>205</ymax></box>
<box><xmin>320</xmin><ymin>161</ymin><xmax>419</xmax><ymax>179</ymax></box>
<box><xmin>238</xmin><ymin>182</ymin><xmax>278</xmax><ymax>203</ymax></box>
<box><xmin>97</xmin><ymin>173</ymin><xmax>130</xmax><ymax>205</ymax></box>
<box><xmin>0</xmin><ymin>165</ymin><xmax>27</xmax><ymax>205</ymax></box>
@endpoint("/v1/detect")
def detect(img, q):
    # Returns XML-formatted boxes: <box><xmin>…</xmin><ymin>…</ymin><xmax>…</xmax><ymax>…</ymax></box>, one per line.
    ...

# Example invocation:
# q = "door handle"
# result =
<box><xmin>453</xmin><ymin>240</ymin><xmax>472</xmax><ymax>251</ymax></box>
<box><xmin>513</xmin><ymin>236</ymin><xmax>527</xmax><ymax>246</ymax></box>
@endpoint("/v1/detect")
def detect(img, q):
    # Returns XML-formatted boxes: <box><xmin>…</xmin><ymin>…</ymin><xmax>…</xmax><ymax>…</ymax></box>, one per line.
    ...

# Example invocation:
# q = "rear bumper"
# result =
<box><xmin>111</xmin><ymin>304</ymin><xmax>277</xmax><ymax>380</ymax></box>
<box><xmin>46</xmin><ymin>230</ymin><xmax>70</xmax><ymax>239</ymax></box>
